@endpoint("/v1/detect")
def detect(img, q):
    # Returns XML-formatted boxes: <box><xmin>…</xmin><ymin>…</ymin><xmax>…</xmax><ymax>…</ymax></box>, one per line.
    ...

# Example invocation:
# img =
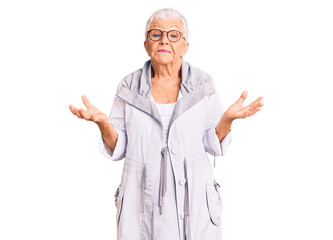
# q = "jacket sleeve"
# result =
<box><xmin>99</xmin><ymin>95</ymin><xmax>127</xmax><ymax>161</ymax></box>
<box><xmin>203</xmin><ymin>81</ymin><xmax>232</xmax><ymax>157</ymax></box>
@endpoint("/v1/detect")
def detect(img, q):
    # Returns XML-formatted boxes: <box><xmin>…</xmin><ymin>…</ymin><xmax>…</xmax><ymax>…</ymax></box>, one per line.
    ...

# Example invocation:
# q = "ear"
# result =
<box><xmin>144</xmin><ymin>40</ymin><xmax>149</xmax><ymax>54</ymax></box>
<box><xmin>182</xmin><ymin>42</ymin><xmax>189</xmax><ymax>58</ymax></box>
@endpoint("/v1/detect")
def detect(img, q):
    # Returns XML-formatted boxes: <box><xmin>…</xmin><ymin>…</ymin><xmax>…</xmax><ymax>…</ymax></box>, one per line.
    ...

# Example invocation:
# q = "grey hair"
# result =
<box><xmin>145</xmin><ymin>8</ymin><xmax>189</xmax><ymax>41</ymax></box>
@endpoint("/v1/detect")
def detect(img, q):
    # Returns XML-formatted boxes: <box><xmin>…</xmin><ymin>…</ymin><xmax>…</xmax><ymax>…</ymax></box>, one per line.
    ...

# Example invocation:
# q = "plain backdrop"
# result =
<box><xmin>1</xmin><ymin>0</ymin><xmax>332</xmax><ymax>239</ymax></box>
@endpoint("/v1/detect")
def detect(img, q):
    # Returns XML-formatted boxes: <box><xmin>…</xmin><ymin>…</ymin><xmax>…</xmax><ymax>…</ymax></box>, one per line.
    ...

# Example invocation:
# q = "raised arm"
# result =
<box><xmin>68</xmin><ymin>95</ymin><xmax>118</xmax><ymax>152</ymax></box>
<box><xmin>215</xmin><ymin>90</ymin><xmax>264</xmax><ymax>142</ymax></box>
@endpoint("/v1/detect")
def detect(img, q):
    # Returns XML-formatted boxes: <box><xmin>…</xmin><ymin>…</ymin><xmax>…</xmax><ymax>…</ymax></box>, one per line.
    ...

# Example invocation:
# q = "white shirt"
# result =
<box><xmin>151</xmin><ymin>91</ymin><xmax>181</xmax><ymax>147</ymax></box>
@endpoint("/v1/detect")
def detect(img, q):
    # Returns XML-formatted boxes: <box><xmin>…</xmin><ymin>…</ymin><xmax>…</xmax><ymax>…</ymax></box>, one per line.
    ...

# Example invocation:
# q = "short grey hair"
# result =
<box><xmin>145</xmin><ymin>8</ymin><xmax>189</xmax><ymax>42</ymax></box>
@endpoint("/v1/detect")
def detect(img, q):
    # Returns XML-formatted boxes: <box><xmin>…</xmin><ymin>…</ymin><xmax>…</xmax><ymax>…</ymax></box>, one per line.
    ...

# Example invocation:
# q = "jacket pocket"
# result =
<box><xmin>114</xmin><ymin>184</ymin><xmax>125</xmax><ymax>227</ymax></box>
<box><xmin>205</xmin><ymin>180</ymin><xmax>222</xmax><ymax>226</ymax></box>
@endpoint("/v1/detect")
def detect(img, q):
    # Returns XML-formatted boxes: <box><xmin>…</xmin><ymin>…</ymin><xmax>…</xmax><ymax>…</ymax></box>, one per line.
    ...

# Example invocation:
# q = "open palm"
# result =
<box><xmin>223</xmin><ymin>91</ymin><xmax>264</xmax><ymax>121</ymax></box>
<box><xmin>68</xmin><ymin>95</ymin><xmax>107</xmax><ymax>124</ymax></box>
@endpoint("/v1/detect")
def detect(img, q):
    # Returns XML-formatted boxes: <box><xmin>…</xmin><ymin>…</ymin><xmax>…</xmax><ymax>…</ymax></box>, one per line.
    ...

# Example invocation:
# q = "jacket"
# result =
<box><xmin>99</xmin><ymin>59</ymin><xmax>232</xmax><ymax>240</ymax></box>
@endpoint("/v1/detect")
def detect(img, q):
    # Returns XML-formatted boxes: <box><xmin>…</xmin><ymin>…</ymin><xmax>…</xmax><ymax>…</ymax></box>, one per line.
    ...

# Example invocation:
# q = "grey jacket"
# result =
<box><xmin>99</xmin><ymin>59</ymin><xmax>232</xmax><ymax>240</ymax></box>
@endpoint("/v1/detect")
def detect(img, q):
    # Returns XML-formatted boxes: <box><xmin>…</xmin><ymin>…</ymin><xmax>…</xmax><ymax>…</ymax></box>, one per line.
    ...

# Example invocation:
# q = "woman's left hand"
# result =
<box><xmin>222</xmin><ymin>91</ymin><xmax>264</xmax><ymax>122</ymax></box>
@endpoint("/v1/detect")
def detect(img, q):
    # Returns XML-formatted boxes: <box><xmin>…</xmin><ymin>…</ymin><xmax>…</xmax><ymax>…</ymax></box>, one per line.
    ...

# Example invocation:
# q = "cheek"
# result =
<box><xmin>172</xmin><ymin>44</ymin><xmax>185</xmax><ymax>56</ymax></box>
<box><xmin>146</xmin><ymin>45</ymin><xmax>154</xmax><ymax>56</ymax></box>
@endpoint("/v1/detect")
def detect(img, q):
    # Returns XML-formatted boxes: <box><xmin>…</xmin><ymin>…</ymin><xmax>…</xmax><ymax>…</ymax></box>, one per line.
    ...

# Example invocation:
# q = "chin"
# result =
<box><xmin>152</xmin><ymin>57</ymin><xmax>174</xmax><ymax>65</ymax></box>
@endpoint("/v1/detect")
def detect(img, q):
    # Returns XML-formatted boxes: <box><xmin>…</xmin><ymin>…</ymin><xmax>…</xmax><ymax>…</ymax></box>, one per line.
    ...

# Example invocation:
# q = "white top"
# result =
<box><xmin>150</xmin><ymin>91</ymin><xmax>182</xmax><ymax>147</ymax></box>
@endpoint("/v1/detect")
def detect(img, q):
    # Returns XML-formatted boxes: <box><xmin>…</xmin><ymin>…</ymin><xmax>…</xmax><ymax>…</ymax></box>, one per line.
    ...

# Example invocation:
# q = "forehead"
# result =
<box><xmin>149</xmin><ymin>18</ymin><xmax>184</xmax><ymax>31</ymax></box>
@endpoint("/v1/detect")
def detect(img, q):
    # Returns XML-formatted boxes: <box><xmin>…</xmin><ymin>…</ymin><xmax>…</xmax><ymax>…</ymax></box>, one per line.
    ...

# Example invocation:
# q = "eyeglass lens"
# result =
<box><xmin>149</xmin><ymin>30</ymin><xmax>181</xmax><ymax>42</ymax></box>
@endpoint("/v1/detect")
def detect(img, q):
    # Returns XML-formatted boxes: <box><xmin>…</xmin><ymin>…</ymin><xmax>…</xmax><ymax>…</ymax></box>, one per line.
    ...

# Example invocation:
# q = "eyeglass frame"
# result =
<box><xmin>146</xmin><ymin>29</ymin><xmax>186</xmax><ymax>42</ymax></box>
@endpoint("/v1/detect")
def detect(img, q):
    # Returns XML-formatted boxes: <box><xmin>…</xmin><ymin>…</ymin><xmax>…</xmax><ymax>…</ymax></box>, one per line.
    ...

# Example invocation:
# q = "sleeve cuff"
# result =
<box><xmin>208</xmin><ymin>128</ymin><xmax>232</xmax><ymax>156</ymax></box>
<box><xmin>99</xmin><ymin>129</ymin><xmax>126</xmax><ymax>161</ymax></box>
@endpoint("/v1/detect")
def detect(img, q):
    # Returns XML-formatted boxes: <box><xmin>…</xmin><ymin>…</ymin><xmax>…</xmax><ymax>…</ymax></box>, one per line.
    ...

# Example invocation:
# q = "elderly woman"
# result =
<box><xmin>69</xmin><ymin>8</ymin><xmax>263</xmax><ymax>240</ymax></box>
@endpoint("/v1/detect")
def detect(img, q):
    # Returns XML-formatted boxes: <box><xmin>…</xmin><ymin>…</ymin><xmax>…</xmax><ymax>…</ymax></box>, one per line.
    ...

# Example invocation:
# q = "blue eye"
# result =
<box><xmin>153</xmin><ymin>34</ymin><xmax>161</xmax><ymax>38</ymax></box>
<box><xmin>170</xmin><ymin>34</ymin><xmax>178</xmax><ymax>38</ymax></box>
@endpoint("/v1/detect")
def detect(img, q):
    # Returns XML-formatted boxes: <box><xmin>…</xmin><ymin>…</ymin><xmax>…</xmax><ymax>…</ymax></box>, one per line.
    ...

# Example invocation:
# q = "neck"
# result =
<box><xmin>151</xmin><ymin>59</ymin><xmax>182</xmax><ymax>80</ymax></box>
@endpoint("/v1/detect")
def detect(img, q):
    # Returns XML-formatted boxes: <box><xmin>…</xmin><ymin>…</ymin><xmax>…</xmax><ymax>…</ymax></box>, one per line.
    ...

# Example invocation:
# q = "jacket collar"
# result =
<box><xmin>116</xmin><ymin>59</ymin><xmax>215</xmax><ymax>128</ymax></box>
<box><xmin>138</xmin><ymin>59</ymin><xmax>192</xmax><ymax>99</ymax></box>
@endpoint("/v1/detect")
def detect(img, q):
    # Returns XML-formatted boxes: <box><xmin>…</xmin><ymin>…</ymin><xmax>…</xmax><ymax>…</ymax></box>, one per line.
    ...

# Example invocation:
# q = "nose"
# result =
<box><xmin>159</xmin><ymin>31</ymin><xmax>169</xmax><ymax>45</ymax></box>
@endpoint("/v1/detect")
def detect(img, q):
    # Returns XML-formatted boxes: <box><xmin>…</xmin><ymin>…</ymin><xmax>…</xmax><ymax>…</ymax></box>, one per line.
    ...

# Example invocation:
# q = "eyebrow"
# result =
<box><xmin>149</xmin><ymin>25</ymin><xmax>181</xmax><ymax>31</ymax></box>
<box><xmin>169</xmin><ymin>25</ymin><xmax>181</xmax><ymax>30</ymax></box>
<box><xmin>150</xmin><ymin>24</ymin><xmax>162</xmax><ymax>29</ymax></box>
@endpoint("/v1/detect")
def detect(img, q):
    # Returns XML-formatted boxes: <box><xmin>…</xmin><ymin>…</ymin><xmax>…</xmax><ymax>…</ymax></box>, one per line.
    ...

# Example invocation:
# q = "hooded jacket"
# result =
<box><xmin>99</xmin><ymin>59</ymin><xmax>232</xmax><ymax>240</ymax></box>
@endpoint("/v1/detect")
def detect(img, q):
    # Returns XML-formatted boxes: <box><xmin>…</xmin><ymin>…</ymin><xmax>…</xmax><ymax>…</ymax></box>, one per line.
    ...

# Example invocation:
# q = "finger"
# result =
<box><xmin>249</xmin><ymin>96</ymin><xmax>264</xmax><ymax>109</ymax></box>
<box><xmin>69</xmin><ymin>105</ymin><xmax>81</xmax><ymax>118</ymax></box>
<box><xmin>238</xmin><ymin>104</ymin><xmax>262</xmax><ymax>118</ymax></box>
<box><xmin>79</xmin><ymin>108</ymin><xmax>91</xmax><ymax>120</ymax></box>
<box><xmin>248</xmin><ymin>106</ymin><xmax>263</xmax><ymax>117</ymax></box>
<box><xmin>236</xmin><ymin>91</ymin><xmax>248</xmax><ymax>105</ymax></box>
<box><xmin>76</xmin><ymin>108</ymin><xmax>85</xmax><ymax>119</ymax></box>
<box><xmin>68</xmin><ymin>105</ymin><xmax>76</xmax><ymax>115</ymax></box>
<box><xmin>250</xmin><ymin>108</ymin><xmax>262</xmax><ymax>117</ymax></box>
<box><xmin>256</xmin><ymin>96</ymin><xmax>264</xmax><ymax>104</ymax></box>
<box><xmin>82</xmin><ymin>95</ymin><xmax>93</xmax><ymax>110</ymax></box>
<box><xmin>72</xmin><ymin>106</ymin><xmax>83</xmax><ymax>119</ymax></box>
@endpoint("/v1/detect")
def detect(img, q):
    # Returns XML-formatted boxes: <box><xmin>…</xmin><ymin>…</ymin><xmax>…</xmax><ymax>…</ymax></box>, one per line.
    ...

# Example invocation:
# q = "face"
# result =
<box><xmin>144</xmin><ymin>18</ymin><xmax>189</xmax><ymax>66</ymax></box>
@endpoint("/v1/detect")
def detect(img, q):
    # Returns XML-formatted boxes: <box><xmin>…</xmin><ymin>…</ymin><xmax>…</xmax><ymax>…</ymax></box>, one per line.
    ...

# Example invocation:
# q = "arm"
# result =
<box><xmin>68</xmin><ymin>93</ymin><xmax>127</xmax><ymax>161</ymax></box>
<box><xmin>215</xmin><ymin>117</ymin><xmax>233</xmax><ymax>143</ymax></box>
<box><xmin>215</xmin><ymin>90</ymin><xmax>264</xmax><ymax>142</ymax></box>
<box><xmin>203</xmin><ymin>83</ymin><xmax>232</xmax><ymax>157</ymax></box>
<box><xmin>98</xmin><ymin>96</ymin><xmax>127</xmax><ymax>161</ymax></box>
<box><xmin>97</xmin><ymin>119</ymin><xmax>119</xmax><ymax>152</ymax></box>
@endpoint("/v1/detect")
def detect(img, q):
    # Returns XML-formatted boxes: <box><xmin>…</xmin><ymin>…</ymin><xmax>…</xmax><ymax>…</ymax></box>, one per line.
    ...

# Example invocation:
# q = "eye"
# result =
<box><xmin>169</xmin><ymin>31</ymin><xmax>180</xmax><ymax>40</ymax></box>
<box><xmin>153</xmin><ymin>34</ymin><xmax>161</xmax><ymax>38</ymax></box>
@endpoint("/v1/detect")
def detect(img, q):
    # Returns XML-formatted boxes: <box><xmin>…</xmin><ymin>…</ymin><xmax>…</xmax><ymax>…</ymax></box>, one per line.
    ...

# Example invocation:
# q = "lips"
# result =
<box><xmin>158</xmin><ymin>49</ymin><xmax>171</xmax><ymax>53</ymax></box>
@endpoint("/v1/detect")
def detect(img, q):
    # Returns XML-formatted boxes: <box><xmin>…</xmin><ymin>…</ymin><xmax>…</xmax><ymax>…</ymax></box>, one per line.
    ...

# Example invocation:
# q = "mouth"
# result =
<box><xmin>157</xmin><ymin>49</ymin><xmax>171</xmax><ymax>53</ymax></box>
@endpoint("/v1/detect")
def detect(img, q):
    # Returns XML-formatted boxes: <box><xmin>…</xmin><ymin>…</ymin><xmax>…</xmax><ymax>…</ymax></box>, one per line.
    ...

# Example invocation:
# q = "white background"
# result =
<box><xmin>1</xmin><ymin>0</ymin><xmax>332</xmax><ymax>239</ymax></box>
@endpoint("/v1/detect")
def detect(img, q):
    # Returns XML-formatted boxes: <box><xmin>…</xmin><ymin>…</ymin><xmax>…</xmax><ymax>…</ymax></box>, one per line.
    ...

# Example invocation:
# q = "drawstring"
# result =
<box><xmin>158</xmin><ymin>150</ymin><xmax>191</xmax><ymax>237</ymax></box>
<box><xmin>184</xmin><ymin>157</ymin><xmax>190</xmax><ymax>239</ymax></box>
<box><xmin>141</xmin><ymin>167</ymin><xmax>146</xmax><ymax>213</ymax></box>
<box><xmin>159</xmin><ymin>146</ymin><xmax>168</xmax><ymax>215</ymax></box>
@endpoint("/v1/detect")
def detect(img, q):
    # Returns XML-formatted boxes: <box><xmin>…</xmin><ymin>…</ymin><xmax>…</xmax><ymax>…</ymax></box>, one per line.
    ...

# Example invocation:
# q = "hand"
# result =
<box><xmin>222</xmin><ymin>91</ymin><xmax>264</xmax><ymax>122</ymax></box>
<box><xmin>69</xmin><ymin>95</ymin><xmax>108</xmax><ymax>124</ymax></box>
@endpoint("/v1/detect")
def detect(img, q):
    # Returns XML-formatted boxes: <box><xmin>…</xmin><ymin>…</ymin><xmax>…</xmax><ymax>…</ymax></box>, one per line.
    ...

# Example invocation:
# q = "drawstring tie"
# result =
<box><xmin>141</xmin><ymin>167</ymin><xmax>146</xmax><ymax>213</ymax></box>
<box><xmin>159</xmin><ymin>146</ymin><xmax>168</xmax><ymax>215</ymax></box>
<box><xmin>158</xmin><ymin>149</ymin><xmax>191</xmax><ymax>238</ymax></box>
<box><xmin>184</xmin><ymin>157</ymin><xmax>190</xmax><ymax>239</ymax></box>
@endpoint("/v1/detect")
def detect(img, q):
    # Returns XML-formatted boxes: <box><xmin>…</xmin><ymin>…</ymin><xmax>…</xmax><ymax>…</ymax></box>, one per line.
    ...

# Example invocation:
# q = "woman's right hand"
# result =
<box><xmin>69</xmin><ymin>95</ymin><xmax>108</xmax><ymax>124</ymax></box>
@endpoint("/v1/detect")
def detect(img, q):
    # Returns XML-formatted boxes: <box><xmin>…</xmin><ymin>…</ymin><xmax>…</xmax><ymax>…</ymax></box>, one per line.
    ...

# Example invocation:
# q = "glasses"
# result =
<box><xmin>147</xmin><ymin>29</ymin><xmax>185</xmax><ymax>42</ymax></box>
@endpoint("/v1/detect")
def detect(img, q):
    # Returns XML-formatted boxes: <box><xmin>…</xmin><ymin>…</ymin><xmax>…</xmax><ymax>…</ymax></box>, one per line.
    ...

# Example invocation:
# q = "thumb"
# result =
<box><xmin>236</xmin><ymin>90</ymin><xmax>248</xmax><ymax>105</ymax></box>
<box><xmin>82</xmin><ymin>95</ymin><xmax>93</xmax><ymax>109</ymax></box>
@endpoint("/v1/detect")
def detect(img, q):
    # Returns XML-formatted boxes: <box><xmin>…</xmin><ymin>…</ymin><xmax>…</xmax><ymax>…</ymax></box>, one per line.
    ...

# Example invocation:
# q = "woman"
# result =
<box><xmin>69</xmin><ymin>8</ymin><xmax>263</xmax><ymax>240</ymax></box>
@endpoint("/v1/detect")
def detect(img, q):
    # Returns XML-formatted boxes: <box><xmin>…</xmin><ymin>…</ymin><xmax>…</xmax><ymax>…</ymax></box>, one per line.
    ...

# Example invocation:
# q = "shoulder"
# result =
<box><xmin>183</xmin><ymin>60</ymin><xmax>214</xmax><ymax>88</ymax></box>
<box><xmin>181</xmin><ymin>61</ymin><xmax>217</xmax><ymax>102</ymax></box>
<box><xmin>115</xmin><ymin>60</ymin><xmax>151</xmax><ymax>95</ymax></box>
<box><xmin>189</xmin><ymin>63</ymin><xmax>212</xmax><ymax>80</ymax></box>
<box><xmin>184</xmin><ymin>61</ymin><xmax>221</xmax><ymax>104</ymax></box>
<box><xmin>115</xmin><ymin>68</ymin><xmax>142</xmax><ymax>94</ymax></box>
